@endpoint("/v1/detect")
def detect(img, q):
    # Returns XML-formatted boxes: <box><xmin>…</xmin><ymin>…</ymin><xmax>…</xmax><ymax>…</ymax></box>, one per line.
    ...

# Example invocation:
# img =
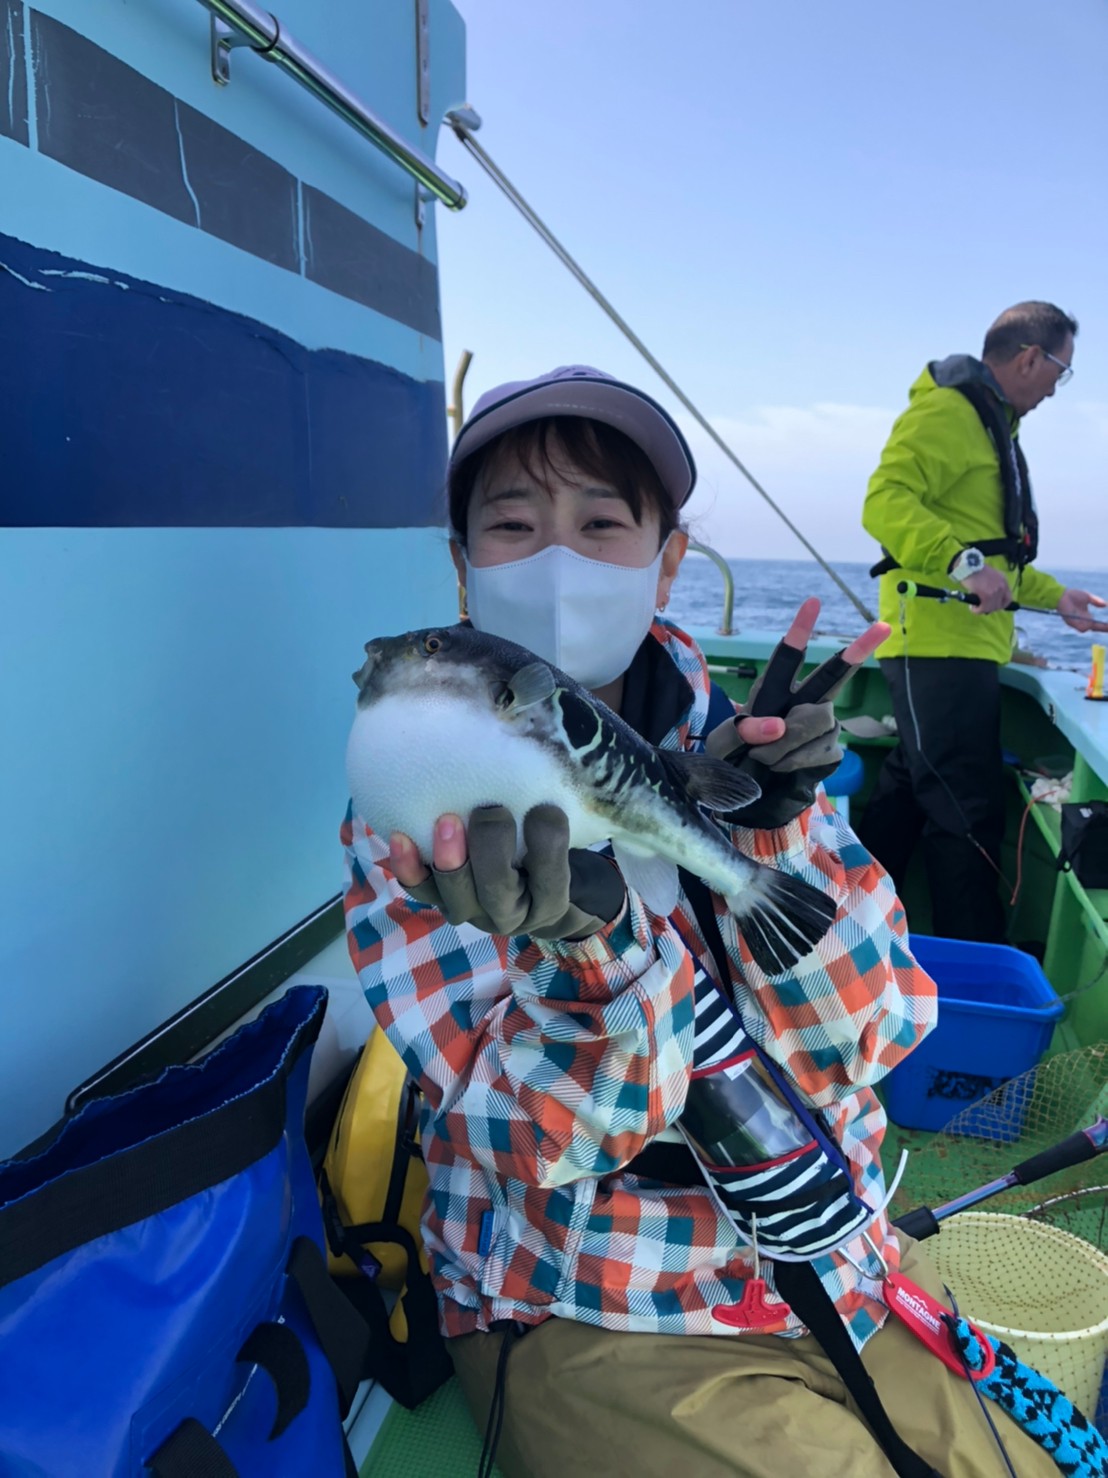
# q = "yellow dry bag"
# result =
<box><xmin>318</xmin><ymin>1028</ymin><xmax>452</xmax><ymax>1408</ymax></box>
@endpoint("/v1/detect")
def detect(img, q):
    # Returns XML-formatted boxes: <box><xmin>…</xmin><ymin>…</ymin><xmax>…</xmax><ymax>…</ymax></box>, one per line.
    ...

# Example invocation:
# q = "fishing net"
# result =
<box><xmin>925</xmin><ymin>1212</ymin><xmax>1108</xmax><ymax>1429</ymax></box>
<box><xmin>1023</xmin><ymin>1186</ymin><xmax>1108</xmax><ymax>1433</ymax></box>
<box><xmin>1024</xmin><ymin>1184</ymin><xmax>1108</xmax><ymax>1253</ymax></box>
<box><xmin>888</xmin><ymin>1045</ymin><xmax>1108</xmax><ymax>1428</ymax></box>
<box><xmin>889</xmin><ymin>1042</ymin><xmax>1108</xmax><ymax>1224</ymax></box>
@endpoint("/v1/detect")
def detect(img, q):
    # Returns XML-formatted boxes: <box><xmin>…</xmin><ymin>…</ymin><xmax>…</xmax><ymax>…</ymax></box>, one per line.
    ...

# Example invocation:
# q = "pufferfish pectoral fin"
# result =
<box><xmin>657</xmin><ymin>750</ymin><xmax>761</xmax><ymax>814</ymax></box>
<box><xmin>504</xmin><ymin>661</ymin><xmax>559</xmax><ymax>712</ymax></box>
<box><xmin>610</xmin><ymin>840</ymin><xmax>680</xmax><ymax>918</ymax></box>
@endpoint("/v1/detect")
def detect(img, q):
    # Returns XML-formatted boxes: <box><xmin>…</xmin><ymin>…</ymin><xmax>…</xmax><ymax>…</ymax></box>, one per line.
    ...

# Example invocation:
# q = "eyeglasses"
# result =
<box><xmin>1020</xmin><ymin>344</ymin><xmax>1074</xmax><ymax>386</ymax></box>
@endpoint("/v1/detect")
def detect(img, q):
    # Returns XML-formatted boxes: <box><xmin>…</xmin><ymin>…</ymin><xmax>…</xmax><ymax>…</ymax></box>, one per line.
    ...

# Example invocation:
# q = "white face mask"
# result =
<box><xmin>464</xmin><ymin>544</ymin><xmax>665</xmax><ymax>690</ymax></box>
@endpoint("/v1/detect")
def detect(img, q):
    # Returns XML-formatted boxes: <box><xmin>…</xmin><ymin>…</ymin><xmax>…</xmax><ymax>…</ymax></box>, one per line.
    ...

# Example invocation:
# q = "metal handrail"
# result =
<box><xmin>196</xmin><ymin>0</ymin><xmax>468</xmax><ymax>210</ymax></box>
<box><xmin>448</xmin><ymin>348</ymin><xmax>474</xmax><ymax>440</ymax></box>
<box><xmin>686</xmin><ymin>540</ymin><xmax>735</xmax><ymax>635</ymax></box>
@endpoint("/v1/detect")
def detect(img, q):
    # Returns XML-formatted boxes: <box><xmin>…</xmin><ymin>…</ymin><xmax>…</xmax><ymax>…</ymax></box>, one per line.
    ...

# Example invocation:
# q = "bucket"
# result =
<box><xmin>926</xmin><ymin>1212</ymin><xmax>1108</xmax><ymax>1421</ymax></box>
<box><xmin>882</xmin><ymin>935</ymin><xmax>1064</xmax><ymax>1135</ymax></box>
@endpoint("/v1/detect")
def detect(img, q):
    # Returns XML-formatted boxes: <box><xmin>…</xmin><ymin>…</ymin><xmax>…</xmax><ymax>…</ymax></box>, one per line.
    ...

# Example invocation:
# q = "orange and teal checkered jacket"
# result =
<box><xmin>341</xmin><ymin>621</ymin><xmax>937</xmax><ymax>1350</ymax></box>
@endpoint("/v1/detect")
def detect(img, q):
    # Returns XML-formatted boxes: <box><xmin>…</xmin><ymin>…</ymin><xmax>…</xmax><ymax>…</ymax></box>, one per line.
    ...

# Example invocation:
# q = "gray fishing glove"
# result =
<box><xmin>404</xmin><ymin>804</ymin><xmax>626</xmax><ymax>941</ymax></box>
<box><xmin>705</xmin><ymin>644</ymin><xmax>848</xmax><ymax>829</ymax></box>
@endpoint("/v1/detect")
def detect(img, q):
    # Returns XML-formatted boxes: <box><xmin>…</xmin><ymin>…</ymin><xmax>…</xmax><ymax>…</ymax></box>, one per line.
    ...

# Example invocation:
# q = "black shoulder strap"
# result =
<box><xmin>327</xmin><ymin>1221</ymin><xmax>454</xmax><ymax>1409</ymax></box>
<box><xmin>678</xmin><ymin>879</ymin><xmax>943</xmax><ymax>1478</ymax></box>
<box><xmin>147</xmin><ymin>1420</ymin><xmax>240</xmax><ymax>1478</ymax></box>
<box><xmin>774</xmin><ymin>1260</ymin><xmax>943</xmax><ymax>1478</ymax></box>
<box><xmin>870</xmin><ymin>538</ymin><xmax>1018</xmax><ymax>581</ymax></box>
<box><xmin>952</xmin><ymin>380</ymin><xmax>1036</xmax><ymax>568</ymax></box>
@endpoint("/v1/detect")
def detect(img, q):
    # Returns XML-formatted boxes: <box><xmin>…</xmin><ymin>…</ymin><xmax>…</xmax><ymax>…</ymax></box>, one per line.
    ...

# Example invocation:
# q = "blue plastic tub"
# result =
<box><xmin>824</xmin><ymin>747</ymin><xmax>864</xmax><ymax>798</ymax></box>
<box><xmin>882</xmin><ymin>935</ymin><xmax>1064</xmax><ymax>1135</ymax></box>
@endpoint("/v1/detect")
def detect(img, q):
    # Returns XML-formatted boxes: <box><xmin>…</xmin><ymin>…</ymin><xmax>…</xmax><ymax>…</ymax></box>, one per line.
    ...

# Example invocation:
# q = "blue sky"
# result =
<box><xmin>435</xmin><ymin>0</ymin><xmax>1107</xmax><ymax>569</ymax></box>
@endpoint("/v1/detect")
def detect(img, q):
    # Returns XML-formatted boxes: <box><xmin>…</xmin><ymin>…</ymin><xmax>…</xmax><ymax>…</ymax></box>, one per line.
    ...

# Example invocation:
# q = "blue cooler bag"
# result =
<box><xmin>0</xmin><ymin>984</ymin><xmax>367</xmax><ymax>1477</ymax></box>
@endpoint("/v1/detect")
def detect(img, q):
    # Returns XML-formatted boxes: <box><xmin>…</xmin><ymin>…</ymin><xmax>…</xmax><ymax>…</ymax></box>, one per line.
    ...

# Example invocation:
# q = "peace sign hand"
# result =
<box><xmin>706</xmin><ymin>598</ymin><xmax>890</xmax><ymax>830</ymax></box>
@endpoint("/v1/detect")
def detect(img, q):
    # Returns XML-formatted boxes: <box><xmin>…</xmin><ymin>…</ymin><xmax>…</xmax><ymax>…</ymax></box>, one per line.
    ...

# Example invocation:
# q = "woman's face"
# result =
<box><xmin>452</xmin><ymin>433</ymin><xmax>686</xmax><ymax>605</ymax></box>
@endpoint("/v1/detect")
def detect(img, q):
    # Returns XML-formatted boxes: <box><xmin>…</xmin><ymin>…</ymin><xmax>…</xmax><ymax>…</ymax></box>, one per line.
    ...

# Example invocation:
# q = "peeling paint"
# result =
<box><xmin>39</xmin><ymin>268</ymin><xmax>130</xmax><ymax>288</ymax></box>
<box><xmin>0</xmin><ymin>258</ymin><xmax>49</xmax><ymax>290</ymax></box>
<box><xmin>295</xmin><ymin>177</ymin><xmax>306</xmax><ymax>277</ymax></box>
<box><xmin>5</xmin><ymin>6</ymin><xmax>15</xmax><ymax>130</ymax></box>
<box><xmin>30</xmin><ymin>10</ymin><xmax>45</xmax><ymax>145</ymax></box>
<box><xmin>172</xmin><ymin>97</ymin><xmax>200</xmax><ymax>228</ymax></box>
<box><xmin>1</xmin><ymin>0</ymin><xmax>28</xmax><ymax>147</ymax></box>
<box><xmin>303</xmin><ymin>190</ymin><xmax>315</xmax><ymax>271</ymax></box>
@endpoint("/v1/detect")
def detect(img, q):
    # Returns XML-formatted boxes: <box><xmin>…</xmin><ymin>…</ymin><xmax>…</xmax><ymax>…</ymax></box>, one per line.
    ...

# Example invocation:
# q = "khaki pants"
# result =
<box><xmin>450</xmin><ymin>1235</ymin><xmax>1061</xmax><ymax>1478</ymax></box>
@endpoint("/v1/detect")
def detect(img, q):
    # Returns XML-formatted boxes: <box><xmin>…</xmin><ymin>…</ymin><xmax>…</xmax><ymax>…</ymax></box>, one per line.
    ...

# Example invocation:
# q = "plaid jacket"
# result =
<box><xmin>342</xmin><ymin>621</ymin><xmax>937</xmax><ymax>1349</ymax></box>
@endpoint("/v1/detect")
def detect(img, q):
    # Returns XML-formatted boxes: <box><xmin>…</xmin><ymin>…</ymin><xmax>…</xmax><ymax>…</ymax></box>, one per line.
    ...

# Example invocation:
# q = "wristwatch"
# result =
<box><xmin>948</xmin><ymin>547</ymin><xmax>987</xmax><ymax>584</ymax></box>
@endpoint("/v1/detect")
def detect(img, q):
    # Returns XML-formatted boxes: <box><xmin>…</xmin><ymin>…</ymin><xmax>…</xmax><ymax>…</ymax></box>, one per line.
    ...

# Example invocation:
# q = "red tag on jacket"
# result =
<box><xmin>883</xmin><ymin>1272</ymin><xmax>995</xmax><ymax>1381</ymax></box>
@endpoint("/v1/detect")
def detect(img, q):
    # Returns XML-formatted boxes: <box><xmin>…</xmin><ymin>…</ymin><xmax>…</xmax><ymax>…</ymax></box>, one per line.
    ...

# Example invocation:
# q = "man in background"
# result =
<box><xmin>861</xmin><ymin>301</ymin><xmax>1107</xmax><ymax>941</ymax></box>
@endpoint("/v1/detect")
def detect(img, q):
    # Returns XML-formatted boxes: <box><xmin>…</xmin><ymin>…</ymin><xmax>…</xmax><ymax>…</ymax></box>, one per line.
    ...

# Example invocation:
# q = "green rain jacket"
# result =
<box><xmin>863</xmin><ymin>360</ymin><xmax>1065</xmax><ymax>663</ymax></box>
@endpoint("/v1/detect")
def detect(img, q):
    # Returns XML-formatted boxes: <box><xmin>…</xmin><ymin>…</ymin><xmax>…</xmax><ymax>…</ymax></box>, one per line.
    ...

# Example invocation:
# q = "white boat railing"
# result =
<box><xmin>195</xmin><ymin>0</ymin><xmax>468</xmax><ymax>210</ymax></box>
<box><xmin>686</xmin><ymin>541</ymin><xmax>736</xmax><ymax>635</ymax></box>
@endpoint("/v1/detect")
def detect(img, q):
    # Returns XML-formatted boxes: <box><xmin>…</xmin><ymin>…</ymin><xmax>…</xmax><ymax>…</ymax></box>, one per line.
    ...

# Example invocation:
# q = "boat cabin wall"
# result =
<box><xmin>0</xmin><ymin>0</ymin><xmax>467</xmax><ymax>1157</ymax></box>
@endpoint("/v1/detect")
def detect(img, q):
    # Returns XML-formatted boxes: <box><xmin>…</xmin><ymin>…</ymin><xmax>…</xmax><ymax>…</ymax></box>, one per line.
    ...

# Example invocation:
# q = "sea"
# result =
<box><xmin>666</xmin><ymin>557</ymin><xmax>1108</xmax><ymax>671</ymax></box>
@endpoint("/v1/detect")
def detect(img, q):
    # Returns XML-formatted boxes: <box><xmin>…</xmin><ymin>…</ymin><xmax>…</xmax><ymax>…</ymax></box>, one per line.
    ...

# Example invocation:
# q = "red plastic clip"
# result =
<box><xmin>712</xmin><ymin>1277</ymin><xmax>791</xmax><ymax>1332</ymax></box>
<box><xmin>883</xmin><ymin>1272</ymin><xmax>995</xmax><ymax>1381</ymax></box>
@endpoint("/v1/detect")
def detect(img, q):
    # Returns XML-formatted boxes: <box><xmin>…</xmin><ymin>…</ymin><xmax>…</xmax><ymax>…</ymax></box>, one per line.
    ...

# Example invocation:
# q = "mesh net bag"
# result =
<box><xmin>888</xmin><ymin>1044</ymin><xmax>1108</xmax><ymax>1427</ymax></box>
<box><xmin>889</xmin><ymin>1042</ymin><xmax>1108</xmax><ymax>1224</ymax></box>
<box><xmin>1025</xmin><ymin>1184</ymin><xmax>1108</xmax><ymax>1252</ymax></box>
<box><xmin>1023</xmin><ymin>1185</ymin><xmax>1108</xmax><ymax>1433</ymax></box>
<box><xmin>925</xmin><ymin>1212</ymin><xmax>1108</xmax><ymax>1424</ymax></box>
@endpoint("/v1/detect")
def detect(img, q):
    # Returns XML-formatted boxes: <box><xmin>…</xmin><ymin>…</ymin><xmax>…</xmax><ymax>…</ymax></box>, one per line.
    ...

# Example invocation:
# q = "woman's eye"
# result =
<box><xmin>584</xmin><ymin>518</ymin><xmax>626</xmax><ymax>531</ymax></box>
<box><xmin>488</xmin><ymin>519</ymin><xmax>532</xmax><ymax>533</ymax></box>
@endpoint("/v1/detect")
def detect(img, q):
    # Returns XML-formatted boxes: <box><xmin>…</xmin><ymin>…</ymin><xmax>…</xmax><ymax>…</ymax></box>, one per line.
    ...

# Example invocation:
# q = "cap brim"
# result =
<box><xmin>450</xmin><ymin>375</ymin><xmax>696</xmax><ymax>508</ymax></box>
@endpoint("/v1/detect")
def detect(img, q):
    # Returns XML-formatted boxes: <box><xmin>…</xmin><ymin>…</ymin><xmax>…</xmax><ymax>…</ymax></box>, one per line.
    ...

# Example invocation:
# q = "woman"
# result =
<box><xmin>342</xmin><ymin>366</ymin><xmax>1061</xmax><ymax>1477</ymax></box>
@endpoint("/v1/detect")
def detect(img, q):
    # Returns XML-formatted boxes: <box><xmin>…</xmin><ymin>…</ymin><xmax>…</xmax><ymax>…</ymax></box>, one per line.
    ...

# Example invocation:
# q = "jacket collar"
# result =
<box><xmin>619</xmin><ymin>620</ymin><xmax>709</xmax><ymax>751</ymax></box>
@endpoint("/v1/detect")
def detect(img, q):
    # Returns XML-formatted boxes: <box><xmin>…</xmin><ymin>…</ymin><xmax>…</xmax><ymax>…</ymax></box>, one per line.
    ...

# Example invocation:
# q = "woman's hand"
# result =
<box><xmin>707</xmin><ymin>598</ymin><xmax>890</xmax><ymax>829</ymax></box>
<box><xmin>389</xmin><ymin>805</ymin><xmax>625</xmax><ymax>941</ymax></box>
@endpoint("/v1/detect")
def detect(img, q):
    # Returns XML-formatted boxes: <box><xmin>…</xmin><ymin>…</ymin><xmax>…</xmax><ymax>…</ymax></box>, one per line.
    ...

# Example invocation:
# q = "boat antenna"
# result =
<box><xmin>446</xmin><ymin>108</ymin><xmax>875</xmax><ymax>624</ymax></box>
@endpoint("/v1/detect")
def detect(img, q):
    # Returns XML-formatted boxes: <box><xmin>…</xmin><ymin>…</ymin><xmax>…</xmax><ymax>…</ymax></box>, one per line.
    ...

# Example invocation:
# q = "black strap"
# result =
<box><xmin>287</xmin><ymin>1235</ymin><xmax>370</xmax><ymax>1418</ymax></box>
<box><xmin>678</xmin><ymin>867</ymin><xmax>735</xmax><ymax>999</ymax></box>
<box><xmin>146</xmin><ymin>1418</ymin><xmax>240</xmax><ymax>1478</ymax></box>
<box><xmin>870</xmin><ymin>538</ymin><xmax>1017</xmax><ymax>581</ymax></box>
<box><xmin>678</xmin><ymin>879</ymin><xmax>943</xmax><ymax>1478</ymax></box>
<box><xmin>145</xmin><ymin>1249</ymin><xmax>362</xmax><ymax>1475</ymax></box>
<box><xmin>236</xmin><ymin>1321</ymin><xmax>310</xmax><ymax>1440</ymax></box>
<box><xmin>952</xmin><ymin>381</ymin><xmax>1036</xmax><ymax>568</ymax></box>
<box><xmin>477</xmin><ymin>1320</ymin><xmax>528</xmax><ymax>1478</ymax></box>
<box><xmin>326</xmin><ymin>1218</ymin><xmax>454</xmax><ymax>1409</ymax></box>
<box><xmin>774</xmin><ymin>1261</ymin><xmax>943</xmax><ymax>1478</ymax></box>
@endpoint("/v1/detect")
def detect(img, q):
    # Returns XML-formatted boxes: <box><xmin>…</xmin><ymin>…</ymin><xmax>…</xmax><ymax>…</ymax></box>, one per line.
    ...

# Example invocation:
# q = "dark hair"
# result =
<box><xmin>982</xmin><ymin>302</ymin><xmax>1078</xmax><ymax>363</ymax></box>
<box><xmin>448</xmin><ymin>415</ymin><xmax>681</xmax><ymax>549</ymax></box>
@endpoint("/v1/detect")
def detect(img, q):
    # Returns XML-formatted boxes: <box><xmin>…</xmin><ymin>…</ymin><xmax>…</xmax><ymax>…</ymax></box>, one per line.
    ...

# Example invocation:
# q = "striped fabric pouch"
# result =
<box><xmin>678</xmin><ymin>957</ymin><xmax>876</xmax><ymax>1260</ymax></box>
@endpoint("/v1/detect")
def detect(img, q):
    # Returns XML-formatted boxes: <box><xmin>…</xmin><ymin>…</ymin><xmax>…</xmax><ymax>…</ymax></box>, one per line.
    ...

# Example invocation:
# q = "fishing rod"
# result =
<box><xmin>893</xmin><ymin>1116</ymin><xmax>1108</xmax><ymax>1242</ymax></box>
<box><xmin>897</xmin><ymin>579</ymin><xmax>1074</xmax><ymax>620</ymax></box>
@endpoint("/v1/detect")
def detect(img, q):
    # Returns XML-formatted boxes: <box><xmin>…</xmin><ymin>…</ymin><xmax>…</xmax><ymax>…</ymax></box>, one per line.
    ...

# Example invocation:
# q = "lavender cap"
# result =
<box><xmin>449</xmin><ymin>365</ymin><xmax>697</xmax><ymax>508</ymax></box>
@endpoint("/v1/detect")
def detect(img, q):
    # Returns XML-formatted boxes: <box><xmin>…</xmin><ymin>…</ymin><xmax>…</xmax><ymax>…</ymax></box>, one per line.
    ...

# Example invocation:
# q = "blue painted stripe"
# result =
<box><xmin>0</xmin><ymin>232</ymin><xmax>448</xmax><ymax>528</ymax></box>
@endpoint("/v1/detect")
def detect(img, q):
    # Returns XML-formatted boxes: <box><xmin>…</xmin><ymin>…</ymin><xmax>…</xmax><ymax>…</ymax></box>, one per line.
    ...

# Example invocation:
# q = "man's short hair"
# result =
<box><xmin>983</xmin><ymin>302</ymin><xmax>1078</xmax><ymax>362</ymax></box>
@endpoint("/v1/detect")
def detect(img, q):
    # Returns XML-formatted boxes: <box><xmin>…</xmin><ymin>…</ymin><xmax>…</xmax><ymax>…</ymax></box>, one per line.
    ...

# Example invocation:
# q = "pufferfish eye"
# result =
<box><xmin>423</xmin><ymin>634</ymin><xmax>442</xmax><ymax>654</ymax></box>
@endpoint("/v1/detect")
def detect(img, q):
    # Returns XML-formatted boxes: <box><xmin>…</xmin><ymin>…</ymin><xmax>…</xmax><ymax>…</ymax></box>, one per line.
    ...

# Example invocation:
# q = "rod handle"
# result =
<box><xmin>1012</xmin><ymin>1125</ymin><xmax>1104</xmax><ymax>1186</ymax></box>
<box><xmin>895</xmin><ymin>579</ymin><xmax>1023</xmax><ymax>613</ymax></box>
<box><xmin>891</xmin><ymin>1205</ymin><xmax>941</xmax><ymax>1242</ymax></box>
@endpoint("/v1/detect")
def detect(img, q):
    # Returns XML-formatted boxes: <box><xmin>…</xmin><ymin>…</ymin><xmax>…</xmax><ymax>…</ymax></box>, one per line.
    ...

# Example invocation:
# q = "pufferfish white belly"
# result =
<box><xmin>345</xmin><ymin>691</ymin><xmax>600</xmax><ymax>861</ymax></box>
